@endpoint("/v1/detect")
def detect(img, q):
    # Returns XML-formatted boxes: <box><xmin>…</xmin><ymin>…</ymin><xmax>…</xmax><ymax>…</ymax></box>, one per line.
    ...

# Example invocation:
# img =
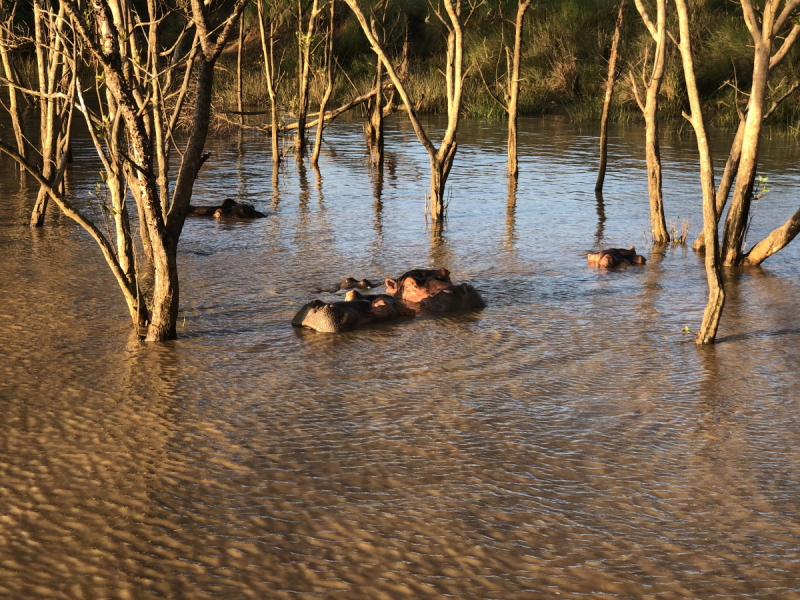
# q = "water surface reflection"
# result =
<box><xmin>2</xmin><ymin>115</ymin><xmax>800</xmax><ymax>598</ymax></box>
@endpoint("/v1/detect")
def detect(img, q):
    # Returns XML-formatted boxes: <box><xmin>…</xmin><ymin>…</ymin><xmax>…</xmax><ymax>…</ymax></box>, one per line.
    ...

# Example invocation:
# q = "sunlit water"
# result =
<box><xmin>2</xmin><ymin>113</ymin><xmax>800</xmax><ymax>599</ymax></box>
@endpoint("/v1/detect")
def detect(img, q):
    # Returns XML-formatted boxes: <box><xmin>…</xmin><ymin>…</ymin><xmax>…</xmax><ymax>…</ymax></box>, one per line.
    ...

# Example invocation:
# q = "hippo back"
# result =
<box><xmin>292</xmin><ymin>299</ymin><xmax>368</xmax><ymax>333</ymax></box>
<box><xmin>419</xmin><ymin>283</ymin><xmax>485</xmax><ymax>312</ymax></box>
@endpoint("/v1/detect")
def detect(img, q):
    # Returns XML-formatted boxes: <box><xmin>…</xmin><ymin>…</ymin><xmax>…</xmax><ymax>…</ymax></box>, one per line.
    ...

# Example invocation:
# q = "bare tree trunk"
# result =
<box><xmin>507</xmin><ymin>1</ymin><xmax>532</xmax><ymax>179</ymax></box>
<box><xmin>367</xmin><ymin>54</ymin><xmax>385</xmax><ymax>167</ymax></box>
<box><xmin>0</xmin><ymin>18</ymin><xmax>27</xmax><ymax>164</ymax></box>
<box><xmin>674</xmin><ymin>0</ymin><xmax>725</xmax><ymax>344</ymax></box>
<box><xmin>344</xmin><ymin>0</ymin><xmax>464</xmax><ymax>223</ymax></box>
<box><xmin>692</xmin><ymin>118</ymin><xmax>745</xmax><ymax>251</ymax></box>
<box><xmin>295</xmin><ymin>0</ymin><xmax>322</xmax><ymax>158</ymax></box>
<box><xmin>30</xmin><ymin>0</ymin><xmax>69</xmax><ymax>228</ymax></box>
<box><xmin>237</xmin><ymin>12</ymin><xmax>244</xmax><ymax>127</ymax></box>
<box><xmin>312</xmin><ymin>0</ymin><xmax>334</xmax><ymax>167</ymax></box>
<box><xmin>720</xmin><ymin>2</ymin><xmax>775</xmax><ymax>265</ymax></box>
<box><xmin>64</xmin><ymin>0</ymin><xmax>247</xmax><ymax>341</ymax></box>
<box><xmin>595</xmin><ymin>0</ymin><xmax>628</xmax><ymax>193</ymax></box>
<box><xmin>257</xmin><ymin>0</ymin><xmax>281</xmax><ymax>164</ymax></box>
<box><xmin>633</xmin><ymin>0</ymin><xmax>669</xmax><ymax>243</ymax></box>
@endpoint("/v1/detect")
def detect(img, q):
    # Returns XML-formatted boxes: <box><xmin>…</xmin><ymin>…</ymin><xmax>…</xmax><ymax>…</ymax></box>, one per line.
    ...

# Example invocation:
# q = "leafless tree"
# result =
<box><xmin>595</xmin><ymin>0</ymin><xmax>628</xmax><ymax>193</ymax></box>
<box><xmin>630</xmin><ymin>0</ymin><xmax>669</xmax><ymax>243</ymax></box>
<box><xmin>345</xmin><ymin>0</ymin><xmax>471</xmax><ymax>221</ymax></box>
<box><xmin>719</xmin><ymin>0</ymin><xmax>800</xmax><ymax>266</ymax></box>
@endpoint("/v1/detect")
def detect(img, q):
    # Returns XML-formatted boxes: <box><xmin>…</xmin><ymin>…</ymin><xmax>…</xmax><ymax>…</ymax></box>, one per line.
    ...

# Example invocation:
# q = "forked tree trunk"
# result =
<box><xmin>633</xmin><ymin>0</ymin><xmax>669</xmax><ymax>243</ymax></box>
<box><xmin>64</xmin><ymin>0</ymin><xmax>247</xmax><ymax>341</ymax></box>
<box><xmin>344</xmin><ymin>0</ymin><xmax>464</xmax><ymax>223</ymax></box>
<box><xmin>428</xmin><ymin>144</ymin><xmax>457</xmax><ymax>221</ymax></box>
<box><xmin>508</xmin><ymin>0</ymin><xmax>532</xmax><ymax>179</ymax></box>
<box><xmin>720</xmin><ymin>4</ymin><xmax>774</xmax><ymax>265</ymax></box>
<box><xmin>30</xmin><ymin>0</ymin><xmax>69</xmax><ymax>228</ymax></box>
<box><xmin>595</xmin><ymin>0</ymin><xmax>628</xmax><ymax>193</ymax></box>
<box><xmin>674</xmin><ymin>0</ymin><xmax>724</xmax><ymax>344</ymax></box>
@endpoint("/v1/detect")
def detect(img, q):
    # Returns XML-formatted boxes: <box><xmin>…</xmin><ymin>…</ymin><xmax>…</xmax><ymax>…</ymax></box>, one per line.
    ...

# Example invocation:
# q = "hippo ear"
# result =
<box><xmin>385</xmin><ymin>278</ymin><xmax>397</xmax><ymax>291</ymax></box>
<box><xmin>437</xmin><ymin>267</ymin><xmax>451</xmax><ymax>281</ymax></box>
<box><xmin>630</xmin><ymin>245</ymin><xmax>636</xmax><ymax>251</ymax></box>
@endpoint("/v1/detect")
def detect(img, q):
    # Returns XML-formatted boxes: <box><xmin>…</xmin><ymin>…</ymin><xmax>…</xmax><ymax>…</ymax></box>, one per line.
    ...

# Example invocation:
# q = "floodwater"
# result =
<box><xmin>2</xmin><ymin>113</ymin><xmax>800</xmax><ymax>599</ymax></box>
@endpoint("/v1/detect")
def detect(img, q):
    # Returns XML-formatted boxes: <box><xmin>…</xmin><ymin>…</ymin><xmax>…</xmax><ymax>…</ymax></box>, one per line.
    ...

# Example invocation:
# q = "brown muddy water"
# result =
<box><xmin>2</xmin><ymin>115</ymin><xmax>800</xmax><ymax>599</ymax></box>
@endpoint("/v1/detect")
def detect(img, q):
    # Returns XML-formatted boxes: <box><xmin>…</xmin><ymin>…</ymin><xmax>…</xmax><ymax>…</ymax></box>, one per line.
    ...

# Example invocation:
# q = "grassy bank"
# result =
<box><xmin>176</xmin><ymin>1</ymin><xmax>800</xmax><ymax>131</ymax></box>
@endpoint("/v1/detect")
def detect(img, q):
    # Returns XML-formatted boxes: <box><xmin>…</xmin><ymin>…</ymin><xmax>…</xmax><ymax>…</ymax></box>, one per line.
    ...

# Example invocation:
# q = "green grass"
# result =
<box><xmin>199</xmin><ymin>0</ymin><xmax>800</xmax><ymax>130</ymax></box>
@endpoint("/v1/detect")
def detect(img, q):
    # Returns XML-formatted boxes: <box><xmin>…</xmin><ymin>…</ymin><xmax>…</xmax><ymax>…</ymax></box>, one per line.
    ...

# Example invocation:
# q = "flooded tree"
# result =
<box><xmin>672</xmin><ymin>0</ymin><xmax>724</xmax><ymax>344</ymax></box>
<box><xmin>257</xmin><ymin>0</ymin><xmax>287</xmax><ymax>164</ymax></box>
<box><xmin>595</xmin><ymin>0</ymin><xmax>628</xmax><ymax>194</ymax></box>
<box><xmin>630</xmin><ymin>0</ymin><xmax>669</xmax><ymax>243</ymax></box>
<box><xmin>295</xmin><ymin>0</ymin><xmax>324</xmax><ymax>158</ymax></box>
<box><xmin>0</xmin><ymin>6</ymin><xmax>27</xmax><ymax>167</ymax></box>
<box><xmin>345</xmin><ymin>0</ymin><xmax>470</xmax><ymax>221</ymax></box>
<box><xmin>311</xmin><ymin>0</ymin><xmax>335</xmax><ymax>167</ymax></box>
<box><xmin>29</xmin><ymin>0</ymin><xmax>74</xmax><ymax>228</ymax></box>
<box><xmin>477</xmin><ymin>0</ymin><xmax>533</xmax><ymax>179</ymax></box>
<box><xmin>720</xmin><ymin>0</ymin><xmax>800</xmax><ymax>266</ymax></box>
<box><xmin>1</xmin><ymin>0</ymin><xmax>246</xmax><ymax>341</ymax></box>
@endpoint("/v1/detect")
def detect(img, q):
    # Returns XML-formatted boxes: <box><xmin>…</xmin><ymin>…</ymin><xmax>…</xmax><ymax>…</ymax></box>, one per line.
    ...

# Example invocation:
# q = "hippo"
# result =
<box><xmin>587</xmin><ymin>246</ymin><xmax>647</xmax><ymax>268</ymax></box>
<box><xmin>188</xmin><ymin>198</ymin><xmax>266</xmax><ymax>218</ymax></box>
<box><xmin>385</xmin><ymin>267</ymin><xmax>485</xmax><ymax>312</ymax></box>
<box><xmin>292</xmin><ymin>290</ymin><xmax>415</xmax><ymax>333</ymax></box>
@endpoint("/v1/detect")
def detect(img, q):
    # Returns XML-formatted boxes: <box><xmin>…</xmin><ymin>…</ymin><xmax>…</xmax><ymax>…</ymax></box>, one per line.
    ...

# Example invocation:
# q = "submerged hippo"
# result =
<box><xmin>385</xmin><ymin>267</ymin><xmax>485</xmax><ymax>312</ymax></box>
<box><xmin>340</xmin><ymin>277</ymin><xmax>374</xmax><ymax>290</ymax></box>
<box><xmin>313</xmin><ymin>277</ymin><xmax>375</xmax><ymax>294</ymax></box>
<box><xmin>292</xmin><ymin>290</ymin><xmax>415</xmax><ymax>333</ymax></box>
<box><xmin>187</xmin><ymin>198</ymin><xmax>266</xmax><ymax>219</ymax></box>
<box><xmin>587</xmin><ymin>246</ymin><xmax>647</xmax><ymax>268</ymax></box>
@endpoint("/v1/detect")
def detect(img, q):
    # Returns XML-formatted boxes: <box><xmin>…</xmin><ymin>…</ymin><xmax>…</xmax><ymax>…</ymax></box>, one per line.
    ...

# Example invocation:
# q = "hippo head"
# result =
<box><xmin>385</xmin><ymin>268</ymin><xmax>484</xmax><ymax>312</ymax></box>
<box><xmin>291</xmin><ymin>298</ymin><xmax>369</xmax><ymax>333</ymax></box>
<box><xmin>385</xmin><ymin>268</ymin><xmax>452</xmax><ymax>303</ymax></box>
<box><xmin>221</xmin><ymin>198</ymin><xmax>237</xmax><ymax>209</ymax></box>
<box><xmin>344</xmin><ymin>290</ymin><xmax>416</xmax><ymax>320</ymax></box>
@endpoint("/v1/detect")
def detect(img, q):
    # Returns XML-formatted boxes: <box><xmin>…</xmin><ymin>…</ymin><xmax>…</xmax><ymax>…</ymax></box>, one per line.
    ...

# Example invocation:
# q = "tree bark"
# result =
<box><xmin>0</xmin><ymin>19</ymin><xmax>27</xmax><ymax>164</ymax></box>
<box><xmin>692</xmin><ymin>118</ymin><xmax>745</xmax><ymax>251</ymax></box>
<box><xmin>720</xmin><ymin>0</ymin><xmax>777</xmax><ymax>266</ymax></box>
<box><xmin>508</xmin><ymin>0</ymin><xmax>532</xmax><ymax>179</ymax></box>
<box><xmin>312</xmin><ymin>0</ymin><xmax>334</xmax><ymax>167</ymax></box>
<box><xmin>674</xmin><ymin>0</ymin><xmax>725</xmax><ymax>344</ymax></box>
<box><xmin>30</xmin><ymin>0</ymin><xmax>69</xmax><ymax>228</ymax></box>
<box><xmin>295</xmin><ymin>0</ymin><xmax>322</xmax><ymax>158</ymax></box>
<box><xmin>343</xmin><ymin>0</ymin><xmax>464</xmax><ymax>222</ymax></box>
<box><xmin>595</xmin><ymin>0</ymin><xmax>628</xmax><ymax>193</ymax></box>
<box><xmin>633</xmin><ymin>0</ymin><xmax>669</xmax><ymax>243</ymax></box>
<box><xmin>237</xmin><ymin>12</ymin><xmax>244</xmax><ymax>127</ymax></box>
<box><xmin>367</xmin><ymin>54</ymin><xmax>385</xmax><ymax>167</ymax></box>
<box><xmin>257</xmin><ymin>0</ymin><xmax>281</xmax><ymax>163</ymax></box>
